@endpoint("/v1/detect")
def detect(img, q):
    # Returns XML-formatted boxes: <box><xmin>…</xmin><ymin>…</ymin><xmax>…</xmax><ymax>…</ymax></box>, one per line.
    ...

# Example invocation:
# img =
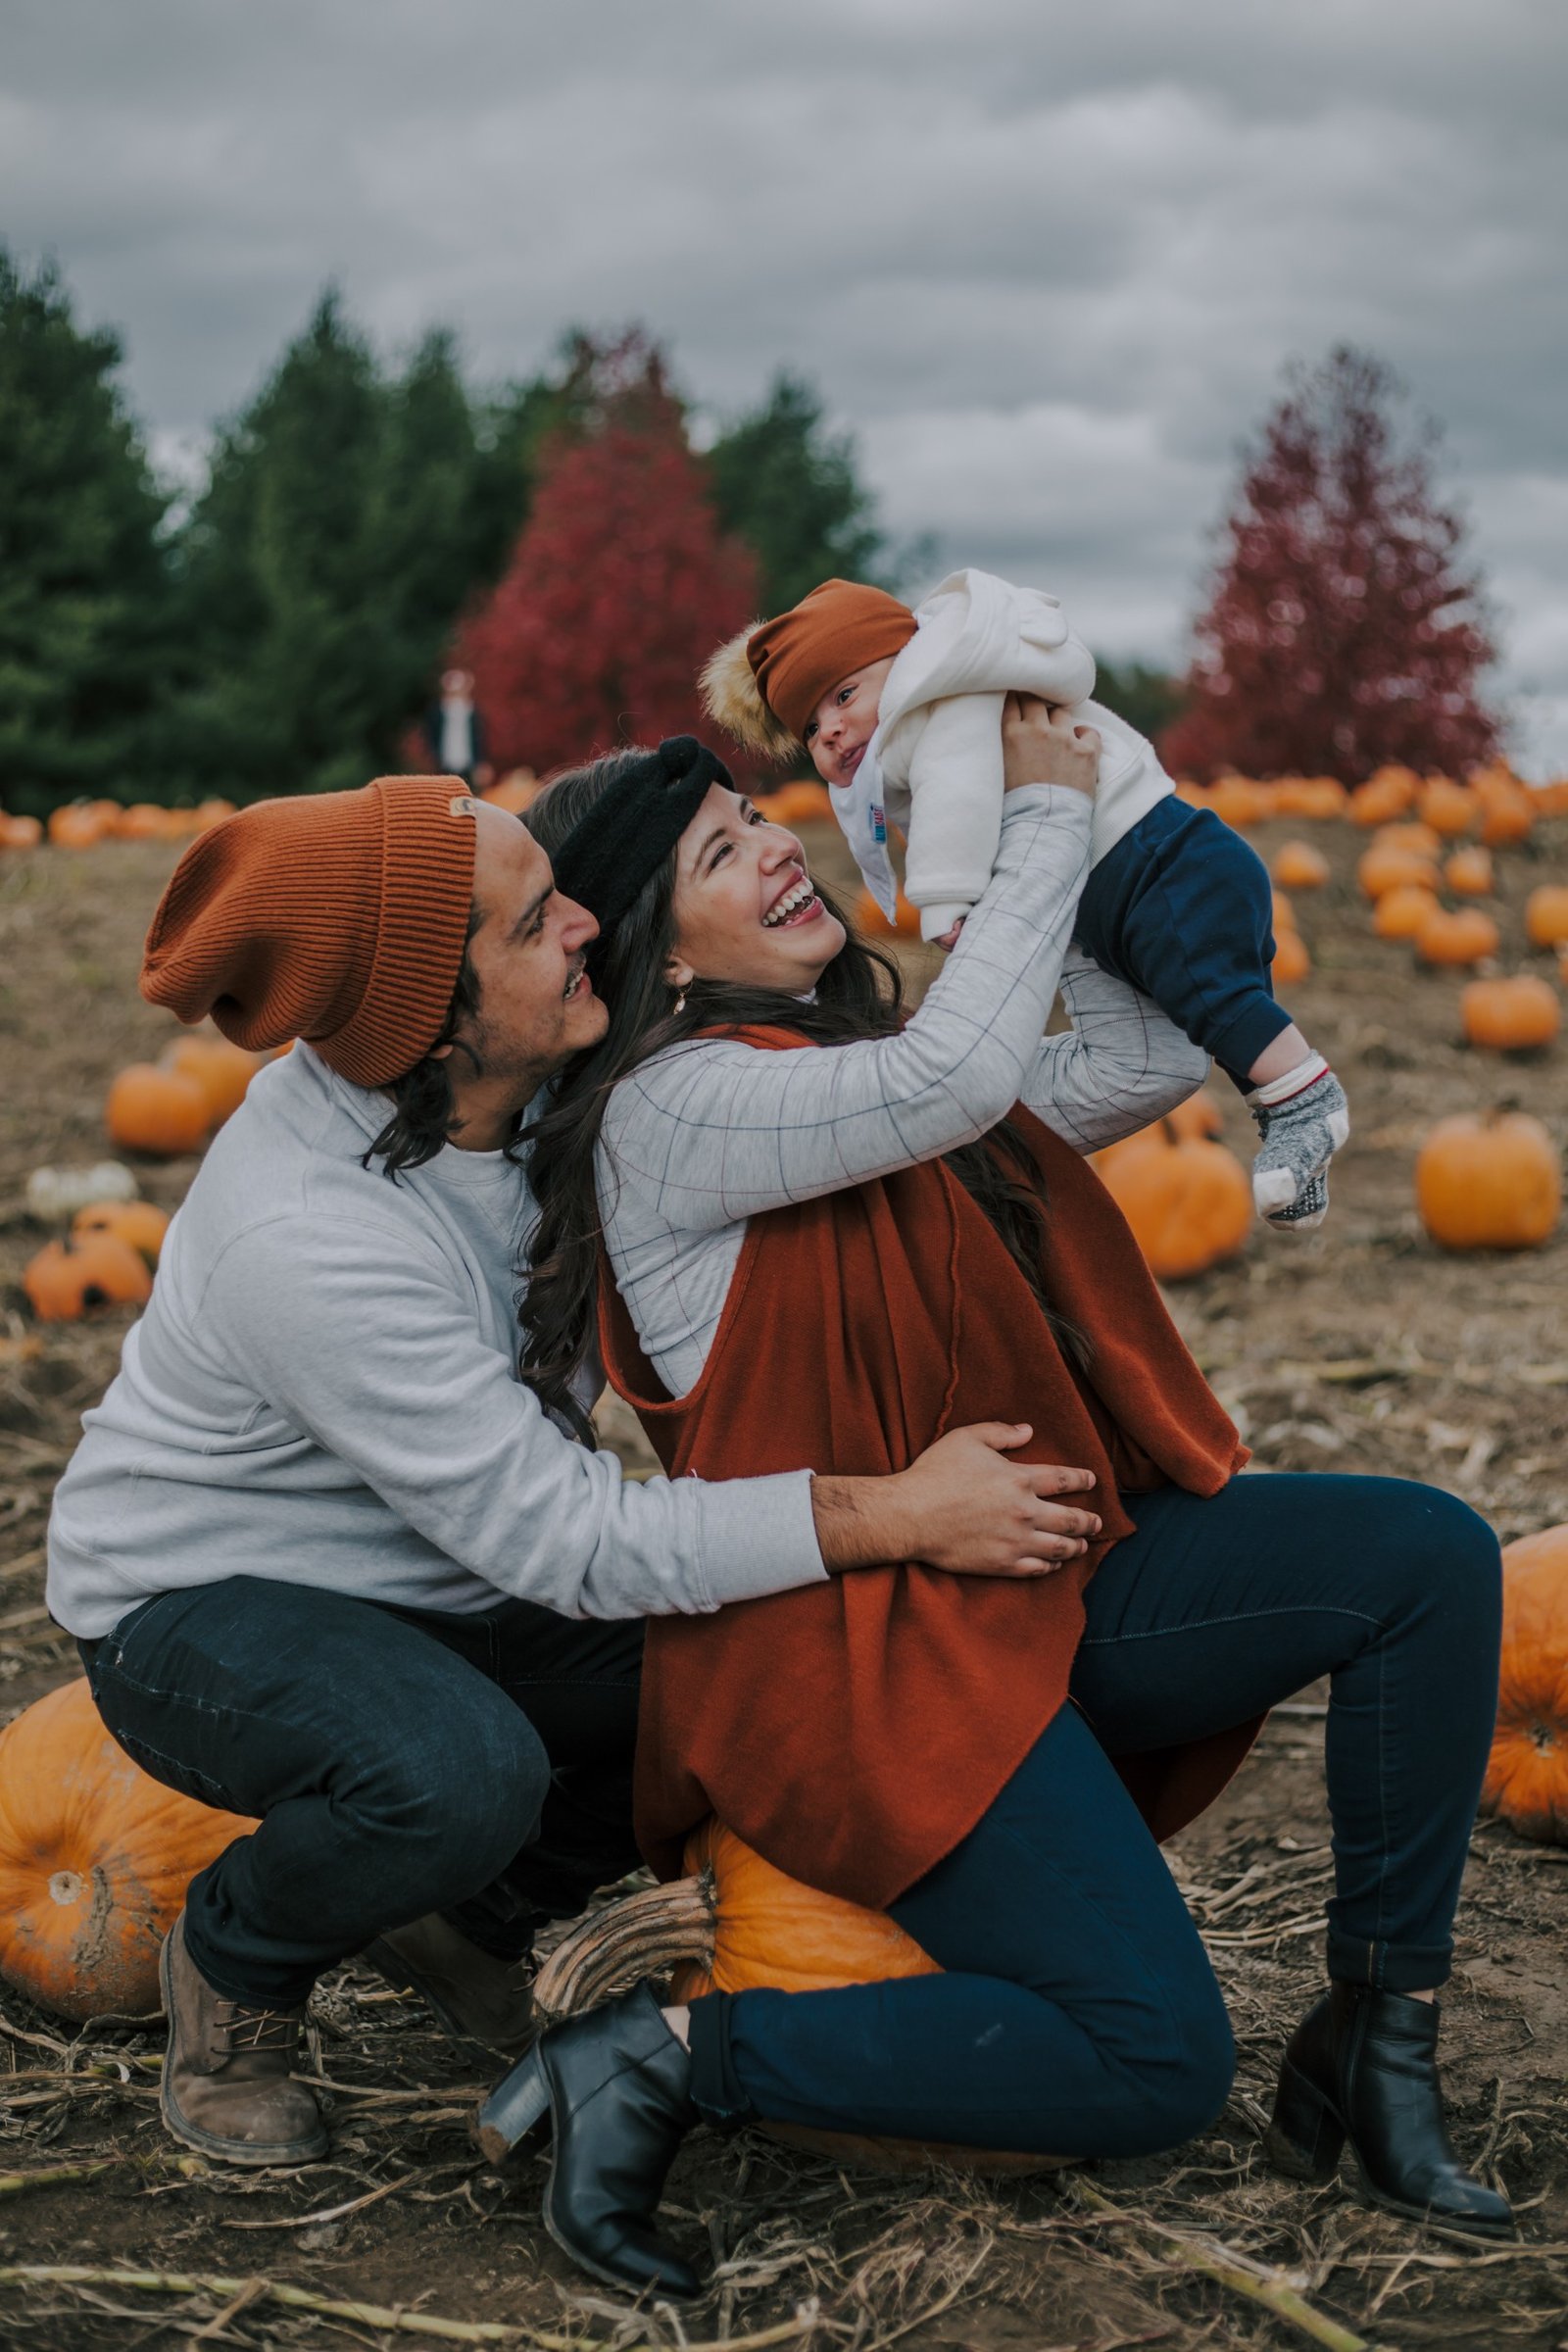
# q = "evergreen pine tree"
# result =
<box><xmin>0</xmin><ymin>248</ymin><xmax>172</xmax><ymax>812</ymax></box>
<box><xmin>707</xmin><ymin>371</ymin><xmax>885</xmax><ymax>616</ymax></box>
<box><xmin>167</xmin><ymin>294</ymin><xmax>539</xmax><ymax>799</ymax></box>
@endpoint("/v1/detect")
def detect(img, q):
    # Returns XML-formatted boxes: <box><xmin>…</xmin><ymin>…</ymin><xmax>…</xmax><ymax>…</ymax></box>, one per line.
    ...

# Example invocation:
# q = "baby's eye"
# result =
<box><xmin>838</xmin><ymin>685</ymin><xmax>854</xmax><ymax>705</ymax></box>
<box><xmin>803</xmin><ymin>720</ymin><xmax>817</xmax><ymax>741</ymax></box>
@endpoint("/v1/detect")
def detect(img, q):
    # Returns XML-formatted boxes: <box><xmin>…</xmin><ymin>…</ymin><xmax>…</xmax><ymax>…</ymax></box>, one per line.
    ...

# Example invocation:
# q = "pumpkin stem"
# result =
<box><xmin>532</xmin><ymin>1871</ymin><xmax>716</xmax><ymax>2025</ymax></box>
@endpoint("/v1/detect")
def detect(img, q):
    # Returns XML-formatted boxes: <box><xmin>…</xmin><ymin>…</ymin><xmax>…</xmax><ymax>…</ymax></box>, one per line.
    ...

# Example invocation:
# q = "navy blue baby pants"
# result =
<box><xmin>1073</xmin><ymin>796</ymin><xmax>1293</xmax><ymax>1088</ymax></box>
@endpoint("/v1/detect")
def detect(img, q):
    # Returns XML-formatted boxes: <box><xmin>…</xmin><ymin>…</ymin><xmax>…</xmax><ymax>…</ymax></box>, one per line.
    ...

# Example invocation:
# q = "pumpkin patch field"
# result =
<box><xmin>3</xmin><ymin>813</ymin><xmax>1568</xmax><ymax>2351</ymax></box>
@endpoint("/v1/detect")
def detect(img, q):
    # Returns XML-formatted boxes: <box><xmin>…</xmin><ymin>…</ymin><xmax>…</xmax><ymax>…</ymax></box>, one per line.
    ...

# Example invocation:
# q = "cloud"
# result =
<box><xmin>5</xmin><ymin>0</ymin><xmax>1566</xmax><ymax>762</ymax></box>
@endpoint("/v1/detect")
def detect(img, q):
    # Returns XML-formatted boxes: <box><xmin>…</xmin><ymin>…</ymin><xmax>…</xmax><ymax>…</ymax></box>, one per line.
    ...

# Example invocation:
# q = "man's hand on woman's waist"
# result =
<box><xmin>811</xmin><ymin>1422</ymin><xmax>1101</xmax><ymax>1580</ymax></box>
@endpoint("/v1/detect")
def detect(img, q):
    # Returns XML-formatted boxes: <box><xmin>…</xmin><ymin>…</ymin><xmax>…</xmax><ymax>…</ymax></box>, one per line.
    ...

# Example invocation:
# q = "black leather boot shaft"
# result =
<box><xmin>1266</xmin><ymin>1982</ymin><xmax>1513</xmax><ymax>2238</ymax></box>
<box><xmin>476</xmin><ymin>1983</ymin><xmax>701</xmax><ymax>2299</ymax></box>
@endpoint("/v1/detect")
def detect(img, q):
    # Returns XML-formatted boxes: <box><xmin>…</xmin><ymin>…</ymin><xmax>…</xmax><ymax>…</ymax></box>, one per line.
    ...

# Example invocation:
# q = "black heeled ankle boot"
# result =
<box><xmin>474</xmin><ymin>1983</ymin><xmax>701</xmax><ymax>2300</ymax></box>
<box><xmin>1265</xmin><ymin>1982</ymin><xmax>1514</xmax><ymax>2238</ymax></box>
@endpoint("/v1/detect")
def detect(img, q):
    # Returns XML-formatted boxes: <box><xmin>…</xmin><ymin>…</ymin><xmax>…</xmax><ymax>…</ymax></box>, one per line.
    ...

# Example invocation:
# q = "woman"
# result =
<box><xmin>480</xmin><ymin>716</ymin><xmax>1507</xmax><ymax>2299</ymax></box>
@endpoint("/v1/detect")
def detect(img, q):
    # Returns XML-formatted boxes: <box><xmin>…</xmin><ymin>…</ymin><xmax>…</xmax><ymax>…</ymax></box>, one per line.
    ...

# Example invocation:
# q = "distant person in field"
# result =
<box><xmin>702</xmin><ymin>571</ymin><xmax>1349</xmax><ymax>1230</ymax></box>
<box><xmin>423</xmin><ymin>665</ymin><xmax>492</xmax><ymax>793</ymax></box>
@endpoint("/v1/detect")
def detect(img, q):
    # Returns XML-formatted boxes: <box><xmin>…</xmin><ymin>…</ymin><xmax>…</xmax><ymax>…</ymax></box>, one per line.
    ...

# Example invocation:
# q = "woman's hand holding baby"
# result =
<box><xmin>1003</xmin><ymin>692</ymin><xmax>1100</xmax><ymax>799</ymax></box>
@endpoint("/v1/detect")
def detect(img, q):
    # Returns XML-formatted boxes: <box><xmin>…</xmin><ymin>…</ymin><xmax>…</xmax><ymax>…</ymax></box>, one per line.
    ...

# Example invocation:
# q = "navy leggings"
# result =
<box><xmin>687</xmin><ymin>1474</ymin><xmax>1501</xmax><ymax>2157</ymax></box>
<box><xmin>1074</xmin><ymin>796</ymin><xmax>1291</xmax><ymax>1088</ymax></box>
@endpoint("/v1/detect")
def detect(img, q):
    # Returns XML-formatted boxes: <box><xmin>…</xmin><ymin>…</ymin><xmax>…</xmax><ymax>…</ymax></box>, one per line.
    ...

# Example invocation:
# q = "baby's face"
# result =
<box><xmin>803</xmin><ymin>657</ymin><xmax>897</xmax><ymax>788</ymax></box>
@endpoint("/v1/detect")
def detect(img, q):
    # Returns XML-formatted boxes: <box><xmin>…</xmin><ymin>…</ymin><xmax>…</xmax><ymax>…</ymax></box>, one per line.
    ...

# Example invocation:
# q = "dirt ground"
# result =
<box><xmin>2</xmin><ymin>812</ymin><xmax>1567</xmax><ymax>2352</ymax></box>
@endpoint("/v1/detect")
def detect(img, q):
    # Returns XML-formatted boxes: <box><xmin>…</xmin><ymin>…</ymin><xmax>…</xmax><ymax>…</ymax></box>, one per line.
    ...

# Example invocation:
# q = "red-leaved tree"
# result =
<box><xmin>458</xmin><ymin>335</ymin><xmax>760</xmax><ymax>773</ymax></box>
<box><xmin>1160</xmin><ymin>347</ymin><xmax>1500</xmax><ymax>783</ymax></box>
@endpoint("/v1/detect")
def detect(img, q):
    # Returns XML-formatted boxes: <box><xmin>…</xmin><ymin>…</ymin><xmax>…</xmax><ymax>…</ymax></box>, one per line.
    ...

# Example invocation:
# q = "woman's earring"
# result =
<box><xmin>671</xmin><ymin>990</ymin><xmax>687</xmax><ymax>1017</ymax></box>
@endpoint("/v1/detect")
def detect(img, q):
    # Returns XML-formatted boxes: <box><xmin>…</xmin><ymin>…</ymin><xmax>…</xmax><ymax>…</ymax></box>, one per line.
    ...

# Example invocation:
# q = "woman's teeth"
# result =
<box><xmin>762</xmin><ymin>879</ymin><xmax>817</xmax><ymax>928</ymax></box>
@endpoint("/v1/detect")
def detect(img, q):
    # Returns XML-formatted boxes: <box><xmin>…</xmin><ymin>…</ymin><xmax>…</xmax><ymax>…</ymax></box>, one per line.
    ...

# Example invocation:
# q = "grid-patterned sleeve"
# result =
<box><xmin>599</xmin><ymin>785</ymin><xmax>1093</xmax><ymax>1234</ymax></box>
<box><xmin>1020</xmin><ymin>951</ymin><xmax>1212</xmax><ymax>1153</ymax></box>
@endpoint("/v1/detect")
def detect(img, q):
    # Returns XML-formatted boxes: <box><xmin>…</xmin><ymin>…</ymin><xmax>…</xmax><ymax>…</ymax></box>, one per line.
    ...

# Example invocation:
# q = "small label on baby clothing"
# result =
<box><xmin>870</xmin><ymin>804</ymin><xmax>887</xmax><ymax>844</ymax></box>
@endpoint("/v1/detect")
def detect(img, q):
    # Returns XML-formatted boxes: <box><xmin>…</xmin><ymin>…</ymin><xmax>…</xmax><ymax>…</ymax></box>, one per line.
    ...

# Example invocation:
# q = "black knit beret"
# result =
<box><xmin>548</xmin><ymin>737</ymin><xmax>735</xmax><ymax>942</ymax></box>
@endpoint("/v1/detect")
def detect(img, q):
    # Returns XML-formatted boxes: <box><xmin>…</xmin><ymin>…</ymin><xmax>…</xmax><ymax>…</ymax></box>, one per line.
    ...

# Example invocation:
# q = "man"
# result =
<box><xmin>47</xmin><ymin>764</ymin><xmax>1099</xmax><ymax>2170</ymax></box>
<box><xmin>423</xmin><ymin>666</ymin><xmax>491</xmax><ymax>793</ymax></box>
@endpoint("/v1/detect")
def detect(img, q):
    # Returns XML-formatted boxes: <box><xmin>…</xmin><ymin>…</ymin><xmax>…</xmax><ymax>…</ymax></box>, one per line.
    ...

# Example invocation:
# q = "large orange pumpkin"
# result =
<box><xmin>0</xmin><ymin>813</ymin><xmax>44</xmax><ymax>850</ymax></box>
<box><xmin>161</xmin><ymin>1035</ymin><xmax>262</xmax><ymax>1126</ymax></box>
<box><xmin>1482</xmin><ymin>1528</ymin><xmax>1568</xmax><ymax>1844</ymax></box>
<box><xmin>1478</xmin><ymin>785</ymin><xmax>1536</xmax><ymax>849</ymax></box>
<box><xmin>1416</xmin><ymin>906</ymin><xmax>1500</xmax><ymax>967</ymax></box>
<box><xmin>1093</xmin><ymin>1090</ymin><xmax>1225</xmax><ymax>1185</ymax></box>
<box><xmin>1460</xmin><ymin>976</ymin><xmax>1560</xmax><ymax>1053</ymax></box>
<box><xmin>662</xmin><ymin>1822</ymin><xmax>1062</xmax><ymax>2175</ymax></box>
<box><xmin>1373</xmin><ymin>821</ymin><xmax>1445</xmax><ymax>859</ymax></box>
<box><xmin>47</xmin><ymin>804</ymin><xmax>111</xmax><ymax>849</ymax></box>
<box><xmin>1415</xmin><ymin>1111</ymin><xmax>1561</xmax><ymax>1251</ymax></box>
<box><xmin>23</xmin><ymin>1235</ymin><xmax>153</xmax><ymax>1320</ymax></box>
<box><xmin>1524</xmin><ymin>887</ymin><xmax>1568</xmax><ymax>951</ymax></box>
<box><xmin>0</xmin><ymin>1680</ymin><xmax>255</xmax><ymax>2020</ymax></box>
<box><xmin>105</xmin><ymin>1064</ymin><xmax>211</xmax><ymax>1156</ymax></box>
<box><xmin>1348</xmin><ymin>769</ymin><xmax>1419</xmax><ymax>825</ymax></box>
<box><xmin>1094</xmin><ymin>1119</ymin><xmax>1252</xmax><ymax>1279</ymax></box>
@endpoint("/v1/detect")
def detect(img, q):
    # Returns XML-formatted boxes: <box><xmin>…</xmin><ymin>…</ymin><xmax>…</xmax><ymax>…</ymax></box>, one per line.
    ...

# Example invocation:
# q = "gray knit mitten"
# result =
<box><xmin>1248</xmin><ymin>1057</ymin><xmax>1349</xmax><ymax>1231</ymax></box>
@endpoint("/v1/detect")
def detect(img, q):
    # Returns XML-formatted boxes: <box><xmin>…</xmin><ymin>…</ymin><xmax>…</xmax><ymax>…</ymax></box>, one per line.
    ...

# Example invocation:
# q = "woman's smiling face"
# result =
<box><xmin>665</xmin><ymin>784</ymin><xmax>847</xmax><ymax>996</ymax></box>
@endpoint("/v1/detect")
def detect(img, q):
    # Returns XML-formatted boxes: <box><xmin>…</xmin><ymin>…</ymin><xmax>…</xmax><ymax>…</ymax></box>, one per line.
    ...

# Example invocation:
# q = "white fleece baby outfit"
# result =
<box><xmin>834</xmin><ymin>566</ymin><xmax>1170</xmax><ymax>942</ymax></box>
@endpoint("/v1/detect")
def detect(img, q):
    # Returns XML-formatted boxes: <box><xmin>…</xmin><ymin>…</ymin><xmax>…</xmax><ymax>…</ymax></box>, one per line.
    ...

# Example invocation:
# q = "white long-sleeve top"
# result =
<box><xmin>48</xmin><ymin>1044</ymin><xmax>829</xmax><ymax>1640</ymax></box>
<box><xmin>600</xmin><ymin>787</ymin><xmax>1209</xmax><ymax>1398</ymax></box>
<box><xmin>835</xmin><ymin>567</ymin><xmax>1172</xmax><ymax>941</ymax></box>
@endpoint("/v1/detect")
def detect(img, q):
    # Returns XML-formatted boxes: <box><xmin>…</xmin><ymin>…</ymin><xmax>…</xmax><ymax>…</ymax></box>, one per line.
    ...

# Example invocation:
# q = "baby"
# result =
<box><xmin>702</xmin><ymin>568</ymin><xmax>1348</xmax><ymax>1229</ymax></box>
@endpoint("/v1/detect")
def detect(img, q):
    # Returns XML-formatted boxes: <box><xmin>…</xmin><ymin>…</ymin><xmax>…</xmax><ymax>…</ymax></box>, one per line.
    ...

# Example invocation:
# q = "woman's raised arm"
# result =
<box><xmin>1021</xmin><ymin>951</ymin><xmax>1211</xmax><ymax>1153</ymax></box>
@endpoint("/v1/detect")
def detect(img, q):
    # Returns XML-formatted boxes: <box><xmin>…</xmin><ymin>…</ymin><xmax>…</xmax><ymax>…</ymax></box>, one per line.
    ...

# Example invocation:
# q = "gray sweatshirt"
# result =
<box><xmin>46</xmin><ymin>1043</ymin><xmax>825</xmax><ymax>1639</ymax></box>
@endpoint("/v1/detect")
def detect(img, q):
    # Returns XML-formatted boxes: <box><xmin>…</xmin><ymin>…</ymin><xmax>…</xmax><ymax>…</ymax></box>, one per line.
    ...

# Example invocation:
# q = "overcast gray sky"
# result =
<box><xmin>6</xmin><ymin>0</ymin><xmax>1566</xmax><ymax>765</ymax></box>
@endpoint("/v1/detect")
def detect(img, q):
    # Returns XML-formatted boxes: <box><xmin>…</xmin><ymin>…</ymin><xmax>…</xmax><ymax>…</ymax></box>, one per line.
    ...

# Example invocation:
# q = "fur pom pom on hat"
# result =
<box><xmin>700</xmin><ymin>579</ymin><xmax>915</xmax><ymax>759</ymax></box>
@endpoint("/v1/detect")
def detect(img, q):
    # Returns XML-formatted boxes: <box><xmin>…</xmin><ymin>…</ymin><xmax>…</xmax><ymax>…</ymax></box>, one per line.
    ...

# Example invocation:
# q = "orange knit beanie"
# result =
<box><xmin>747</xmin><ymin>579</ymin><xmax>915</xmax><ymax>741</ymax></box>
<box><xmin>140</xmin><ymin>777</ymin><xmax>477</xmax><ymax>1088</ymax></box>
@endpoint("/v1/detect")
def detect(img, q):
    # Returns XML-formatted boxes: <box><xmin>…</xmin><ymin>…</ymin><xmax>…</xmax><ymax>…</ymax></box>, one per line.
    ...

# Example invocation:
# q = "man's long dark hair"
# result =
<box><xmin>520</xmin><ymin>750</ymin><xmax>1073</xmax><ymax>1444</ymax></box>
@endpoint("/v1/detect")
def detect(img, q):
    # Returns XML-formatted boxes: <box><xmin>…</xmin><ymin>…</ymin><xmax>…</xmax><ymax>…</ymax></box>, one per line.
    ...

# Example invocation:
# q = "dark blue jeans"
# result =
<box><xmin>1074</xmin><ymin>797</ymin><xmax>1291</xmax><ymax>1087</ymax></box>
<box><xmin>80</xmin><ymin>1579</ymin><xmax>644</xmax><ymax>2008</ymax></box>
<box><xmin>687</xmin><ymin>1474</ymin><xmax>1501</xmax><ymax>2156</ymax></box>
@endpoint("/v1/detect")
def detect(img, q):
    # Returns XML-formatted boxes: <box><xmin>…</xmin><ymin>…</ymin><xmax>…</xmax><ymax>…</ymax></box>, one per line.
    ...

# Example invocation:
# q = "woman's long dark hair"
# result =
<box><xmin>520</xmin><ymin>750</ymin><xmax>1074</xmax><ymax>1443</ymax></box>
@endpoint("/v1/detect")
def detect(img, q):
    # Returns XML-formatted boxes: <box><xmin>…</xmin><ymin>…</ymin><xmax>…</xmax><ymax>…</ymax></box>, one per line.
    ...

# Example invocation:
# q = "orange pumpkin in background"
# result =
<box><xmin>47</xmin><ymin>804</ymin><xmax>111</xmax><ymax>849</ymax></box>
<box><xmin>1416</xmin><ymin>777</ymin><xmax>1478</xmax><ymax>837</ymax></box>
<box><xmin>1445</xmin><ymin>846</ymin><xmax>1494</xmax><ymax>897</ymax></box>
<box><xmin>1271</xmin><ymin>841</ymin><xmax>1330</xmax><ymax>890</ymax></box>
<box><xmin>1095</xmin><ymin>1118</ymin><xmax>1252</xmax><ymax>1280</ymax></box>
<box><xmin>1373</xmin><ymin>821</ymin><xmax>1445</xmax><ymax>860</ymax></box>
<box><xmin>757</xmin><ymin>780</ymin><xmax>833</xmax><ymax>828</ymax></box>
<box><xmin>1357</xmin><ymin>844</ymin><xmax>1441</xmax><ymax>902</ymax></box>
<box><xmin>1206</xmin><ymin>775</ymin><xmax>1270</xmax><ymax>828</ymax></box>
<box><xmin>161</xmin><ymin>1035</ymin><xmax>262</xmax><ymax>1126</ymax></box>
<box><xmin>72</xmin><ymin>1199</ymin><xmax>172</xmax><ymax>1266</ymax></box>
<box><xmin>1482</xmin><ymin>1528</ymin><xmax>1568</xmax><ymax>1845</ymax></box>
<box><xmin>1349</xmin><ymin>766</ymin><xmax>1420</xmax><ymax>824</ymax></box>
<box><xmin>1373</xmin><ymin>884</ymin><xmax>1442</xmax><ymax>942</ymax></box>
<box><xmin>1092</xmin><ymin>1089</ymin><xmax>1225</xmax><ymax>1184</ymax></box>
<box><xmin>1478</xmin><ymin>786</ymin><xmax>1536</xmax><ymax>848</ymax></box>
<box><xmin>0</xmin><ymin>1681</ymin><xmax>255</xmax><ymax>2020</ymax></box>
<box><xmin>1460</xmin><ymin>976</ymin><xmax>1560</xmax><ymax>1053</ymax></box>
<box><xmin>854</xmin><ymin>884</ymin><xmax>922</xmax><ymax>938</ymax></box>
<box><xmin>1525</xmin><ymin>886</ymin><xmax>1568</xmax><ymax>950</ymax></box>
<box><xmin>1272</xmin><ymin>928</ymin><xmax>1311</xmax><ymax>985</ymax></box>
<box><xmin>0</xmin><ymin>814</ymin><xmax>44</xmax><ymax>850</ymax></box>
<box><xmin>1271</xmin><ymin>888</ymin><xmax>1298</xmax><ymax>933</ymax></box>
<box><xmin>23</xmin><ymin>1235</ymin><xmax>153</xmax><ymax>1320</ymax></box>
<box><xmin>1416</xmin><ymin>907</ymin><xmax>1500</xmax><ymax>967</ymax></box>
<box><xmin>105</xmin><ymin>1064</ymin><xmax>211</xmax><ymax>1156</ymax></box>
<box><xmin>1415</xmin><ymin>1110</ymin><xmax>1561</xmax><ymax>1251</ymax></box>
<box><xmin>112</xmin><ymin>803</ymin><xmax>177</xmax><ymax>841</ymax></box>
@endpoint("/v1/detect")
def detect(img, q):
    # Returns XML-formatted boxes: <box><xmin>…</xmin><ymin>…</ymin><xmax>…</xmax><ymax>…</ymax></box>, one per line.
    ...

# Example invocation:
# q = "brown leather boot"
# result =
<box><xmin>363</xmin><ymin>1915</ymin><xmax>536</xmax><ymax>2056</ymax></box>
<box><xmin>159</xmin><ymin>1915</ymin><xmax>327</xmax><ymax>2166</ymax></box>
